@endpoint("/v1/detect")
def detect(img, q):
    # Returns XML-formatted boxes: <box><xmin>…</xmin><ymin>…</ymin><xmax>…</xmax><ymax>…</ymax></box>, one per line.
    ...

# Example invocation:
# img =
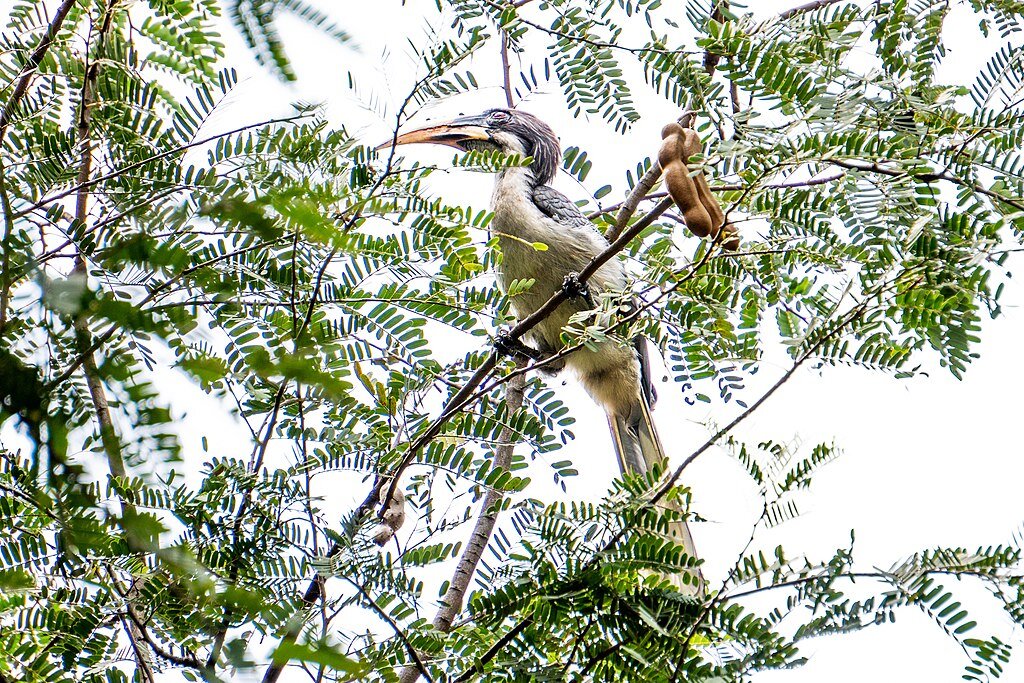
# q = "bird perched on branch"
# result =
<box><xmin>380</xmin><ymin>108</ymin><xmax>703</xmax><ymax>593</ymax></box>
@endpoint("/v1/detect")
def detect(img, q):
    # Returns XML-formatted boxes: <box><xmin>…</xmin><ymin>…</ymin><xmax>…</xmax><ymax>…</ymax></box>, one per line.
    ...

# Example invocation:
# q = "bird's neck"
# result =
<box><xmin>492</xmin><ymin>166</ymin><xmax>538</xmax><ymax>213</ymax></box>
<box><xmin>490</xmin><ymin>166</ymin><xmax>542</xmax><ymax>240</ymax></box>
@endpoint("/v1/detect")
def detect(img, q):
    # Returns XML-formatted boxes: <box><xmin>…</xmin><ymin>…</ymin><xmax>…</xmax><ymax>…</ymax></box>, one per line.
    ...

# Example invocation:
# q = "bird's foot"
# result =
<box><xmin>493</xmin><ymin>331</ymin><xmax>566</xmax><ymax>375</ymax></box>
<box><xmin>493</xmin><ymin>330</ymin><xmax>545</xmax><ymax>362</ymax></box>
<box><xmin>562</xmin><ymin>272</ymin><xmax>593</xmax><ymax>306</ymax></box>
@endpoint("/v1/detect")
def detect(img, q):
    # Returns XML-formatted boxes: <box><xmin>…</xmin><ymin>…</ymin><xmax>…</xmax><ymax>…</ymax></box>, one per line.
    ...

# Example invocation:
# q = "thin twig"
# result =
<box><xmin>0</xmin><ymin>158</ymin><xmax>16</xmax><ymax>335</ymax></box>
<box><xmin>208</xmin><ymin>243</ymin><xmax>338</xmax><ymax>668</ymax></box>
<box><xmin>344</xmin><ymin>578</ymin><xmax>436</xmax><ymax>682</ymax></box>
<box><xmin>486</xmin><ymin>0</ymin><xmax>698</xmax><ymax>58</ymax></box>
<box><xmin>590</xmin><ymin>171</ymin><xmax>847</xmax><ymax>221</ymax></box>
<box><xmin>500</xmin><ymin>32</ymin><xmax>515</xmax><ymax>109</ymax></box>
<box><xmin>673</xmin><ymin>501</ymin><xmax>766</xmax><ymax>680</ymax></box>
<box><xmin>123</xmin><ymin>601</ymin><xmax>203</xmax><ymax>669</ymax></box>
<box><xmin>829</xmin><ymin>158</ymin><xmax>1024</xmax><ymax>212</ymax></box>
<box><xmin>16</xmin><ymin>113</ymin><xmax>313</xmax><ymax>218</ymax></box>
<box><xmin>45</xmin><ymin>235</ymin><xmax>293</xmax><ymax>389</ymax></box>
<box><xmin>725</xmin><ymin>568</ymin><xmax>1011</xmax><ymax>602</ymax></box>
<box><xmin>452</xmin><ymin>617</ymin><xmax>534</xmax><ymax>682</ymax></box>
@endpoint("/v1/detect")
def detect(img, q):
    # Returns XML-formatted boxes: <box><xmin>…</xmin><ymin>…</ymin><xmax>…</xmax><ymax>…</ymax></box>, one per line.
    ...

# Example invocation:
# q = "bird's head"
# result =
<box><xmin>378</xmin><ymin>108</ymin><xmax>560</xmax><ymax>185</ymax></box>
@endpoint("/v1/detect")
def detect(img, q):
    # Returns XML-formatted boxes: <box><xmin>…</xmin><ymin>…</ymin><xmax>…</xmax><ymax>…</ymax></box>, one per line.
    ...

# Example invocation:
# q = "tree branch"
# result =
<box><xmin>591</xmin><ymin>172</ymin><xmax>847</xmax><ymax>221</ymax></box>
<box><xmin>0</xmin><ymin>158</ymin><xmax>17</xmax><ymax>335</ymax></box>
<box><xmin>124</xmin><ymin>602</ymin><xmax>203</xmax><ymax>669</ymax></box>
<box><xmin>485</xmin><ymin>0</ymin><xmax>698</xmax><ymax>58</ymax></box>
<box><xmin>452</xmin><ymin>266</ymin><xmax>917</xmax><ymax>677</ymax></box>
<box><xmin>777</xmin><ymin>0</ymin><xmax>845</xmax><ymax>20</ymax></box>
<box><xmin>829</xmin><ymin>158</ymin><xmax>1024</xmax><ymax>213</ymax></box>
<box><xmin>120</xmin><ymin>616</ymin><xmax>156</xmax><ymax>683</ymax></box>
<box><xmin>0</xmin><ymin>0</ymin><xmax>79</xmax><ymax>143</ymax></box>
<box><xmin>45</xmin><ymin>234</ymin><xmax>293</xmax><ymax>390</ymax></box>
<box><xmin>70</xmin><ymin>0</ymin><xmax>131</xmax><ymax>514</ymax></box>
<box><xmin>500</xmin><ymin>32</ymin><xmax>515</xmax><ymax>109</ymax></box>
<box><xmin>16</xmin><ymin>113</ymin><xmax>312</xmax><ymax>218</ymax></box>
<box><xmin>452</xmin><ymin>616</ymin><xmax>534</xmax><ymax>682</ymax></box>
<box><xmin>726</xmin><ymin>566</ymin><xmax>1019</xmax><ymax>603</ymax></box>
<box><xmin>397</xmin><ymin>368</ymin><xmax>527</xmax><ymax>683</ymax></box>
<box><xmin>606</xmin><ymin>0</ymin><xmax>730</xmax><ymax>242</ymax></box>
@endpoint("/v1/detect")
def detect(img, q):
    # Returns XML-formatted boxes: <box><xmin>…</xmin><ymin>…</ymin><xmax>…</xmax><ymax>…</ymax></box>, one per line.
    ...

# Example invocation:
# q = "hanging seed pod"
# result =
<box><xmin>658</xmin><ymin>123</ymin><xmax>739</xmax><ymax>250</ymax></box>
<box><xmin>371</xmin><ymin>487</ymin><xmax>406</xmax><ymax>546</ymax></box>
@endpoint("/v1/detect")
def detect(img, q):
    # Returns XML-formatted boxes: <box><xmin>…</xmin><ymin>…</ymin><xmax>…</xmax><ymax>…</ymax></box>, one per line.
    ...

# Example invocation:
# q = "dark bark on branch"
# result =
<box><xmin>122</xmin><ymin>597</ymin><xmax>203</xmax><ymax>669</ymax></box>
<box><xmin>453</xmin><ymin>617</ymin><xmax>534</xmax><ymax>682</ymax></box>
<box><xmin>0</xmin><ymin>0</ymin><xmax>79</xmax><ymax>142</ymax></box>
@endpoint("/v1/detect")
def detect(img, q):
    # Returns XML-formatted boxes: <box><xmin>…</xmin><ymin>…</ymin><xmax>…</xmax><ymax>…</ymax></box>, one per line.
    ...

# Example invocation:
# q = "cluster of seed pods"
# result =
<box><xmin>658</xmin><ymin>123</ymin><xmax>739</xmax><ymax>251</ymax></box>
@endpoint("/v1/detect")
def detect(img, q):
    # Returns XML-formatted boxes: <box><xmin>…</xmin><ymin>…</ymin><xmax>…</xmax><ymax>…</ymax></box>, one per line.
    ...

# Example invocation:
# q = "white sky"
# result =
<box><xmin>4</xmin><ymin>0</ymin><xmax>1021</xmax><ymax>680</ymax></box>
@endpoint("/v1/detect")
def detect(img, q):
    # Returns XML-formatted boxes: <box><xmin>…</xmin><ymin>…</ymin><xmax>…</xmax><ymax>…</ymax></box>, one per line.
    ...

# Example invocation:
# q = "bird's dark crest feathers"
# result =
<box><xmin>486</xmin><ymin>108</ymin><xmax>561</xmax><ymax>186</ymax></box>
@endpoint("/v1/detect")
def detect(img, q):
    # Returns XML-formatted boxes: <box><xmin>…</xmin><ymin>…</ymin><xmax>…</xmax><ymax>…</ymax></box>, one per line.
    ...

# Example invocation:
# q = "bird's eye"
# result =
<box><xmin>489</xmin><ymin>110</ymin><xmax>512</xmax><ymax>124</ymax></box>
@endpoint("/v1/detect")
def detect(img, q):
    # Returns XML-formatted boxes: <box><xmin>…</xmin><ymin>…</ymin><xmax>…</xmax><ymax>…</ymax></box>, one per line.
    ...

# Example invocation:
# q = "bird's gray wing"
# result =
<box><xmin>531</xmin><ymin>184</ymin><xmax>592</xmax><ymax>229</ymax></box>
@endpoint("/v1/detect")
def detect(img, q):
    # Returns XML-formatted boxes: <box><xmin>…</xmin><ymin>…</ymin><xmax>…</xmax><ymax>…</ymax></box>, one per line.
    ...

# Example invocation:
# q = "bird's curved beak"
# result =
<box><xmin>375</xmin><ymin>114</ymin><xmax>491</xmax><ymax>151</ymax></box>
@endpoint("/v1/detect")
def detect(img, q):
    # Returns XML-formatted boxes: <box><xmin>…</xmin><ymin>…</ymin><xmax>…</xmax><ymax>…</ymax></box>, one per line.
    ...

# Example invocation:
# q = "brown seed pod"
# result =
<box><xmin>658</xmin><ymin>123</ymin><xmax>738</xmax><ymax>250</ymax></box>
<box><xmin>371</xmin><ymin>487</ymin><xmax>406</xmax><ymax>546</ymax></box>
<box><xmin>659</xmin><ymin>124</ymin><xmax>713</xmax><ymax>238</ymax></box>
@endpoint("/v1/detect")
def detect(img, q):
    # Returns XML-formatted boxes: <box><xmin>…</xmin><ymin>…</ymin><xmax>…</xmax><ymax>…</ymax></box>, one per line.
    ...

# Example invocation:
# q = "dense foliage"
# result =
<box><xmin>1</xmin><ymin>0</ymin><xmax>1023</xmax><ymax>681</ymax></box>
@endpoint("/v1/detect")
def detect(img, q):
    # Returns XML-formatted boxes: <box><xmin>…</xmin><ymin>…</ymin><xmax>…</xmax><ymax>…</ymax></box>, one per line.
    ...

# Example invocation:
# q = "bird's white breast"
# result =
<box><xmin>489</xmin><ymin>168</ymin><xmax>628</xmax><ymax>353</ymax></box>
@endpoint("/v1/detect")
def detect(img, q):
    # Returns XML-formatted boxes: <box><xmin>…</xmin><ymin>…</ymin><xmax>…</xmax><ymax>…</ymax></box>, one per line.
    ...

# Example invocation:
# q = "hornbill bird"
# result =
<box><xmin>381</xmin><ymin>108</ymin><xmax>703</xmax><ymax>593</ymax></box>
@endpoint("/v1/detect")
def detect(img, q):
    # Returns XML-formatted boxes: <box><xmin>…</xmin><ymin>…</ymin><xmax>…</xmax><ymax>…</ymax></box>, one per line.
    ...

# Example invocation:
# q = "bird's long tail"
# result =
<box><xmin>607</xmin><ymin>348</ymin><xmax>703</xmax><ymax>595</ymax></box>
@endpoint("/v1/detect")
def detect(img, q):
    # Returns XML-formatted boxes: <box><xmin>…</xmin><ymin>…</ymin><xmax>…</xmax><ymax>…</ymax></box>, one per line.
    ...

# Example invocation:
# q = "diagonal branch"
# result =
<box><xmin>446</xmin><ymin>267</ymin><xmax>914</xmax><ymax>677</ymax></box>
<box><xmin>45</xmin><ymin>235</ymin><xmax>293</xmax><ymax>390</ymax></box>
<box><xmin>0</xmin><ymin>0</ymin><xmax>79</xmax><ymax>143</ymax></box>
<box><xmin>373</xmin><ymin>194</ymin><xmax>676</xmax><ymax>520</ymax></box>
<box><xmin>344</xmin><ymin>578</ymin><xmax>436</xmax><ymax>683</ymax></box>
<box><xmin>453</xmin><ymin>616</ymin><xmax>534</xmax><ymax>682</ymax></box>
<box><xmin>261</xmin><ymin>193</ymin><xmax>677</xmax><ymax>682</ymax></box>
<box><xmin>777</xmin><ymin>0</ymin><xmax>845</xmax><ymax>20</ymax></box>
<box><xmin>829</xmin><ymin>158</ymin><xmax>1024</xmax><ymax>213</ymax></box>
<box><xmin>17</xmin><ymin>113</ymin><xmax>312</xmax><ymax>218</ymax></box>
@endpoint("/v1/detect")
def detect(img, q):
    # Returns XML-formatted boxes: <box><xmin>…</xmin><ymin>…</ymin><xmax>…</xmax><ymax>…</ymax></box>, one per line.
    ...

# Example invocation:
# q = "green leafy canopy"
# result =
<box><xmin>1</xmin><ymin>0</ymin><xmax>1023</xmax><ymax>681</ymax></box>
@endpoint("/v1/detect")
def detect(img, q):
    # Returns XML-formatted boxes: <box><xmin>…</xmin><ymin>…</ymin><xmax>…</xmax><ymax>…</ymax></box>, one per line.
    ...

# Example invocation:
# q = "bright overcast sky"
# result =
<box><xmin>130</xmin><ymin>0</ymin><xmax>1024</xmax><ymax>680</ymax></box>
